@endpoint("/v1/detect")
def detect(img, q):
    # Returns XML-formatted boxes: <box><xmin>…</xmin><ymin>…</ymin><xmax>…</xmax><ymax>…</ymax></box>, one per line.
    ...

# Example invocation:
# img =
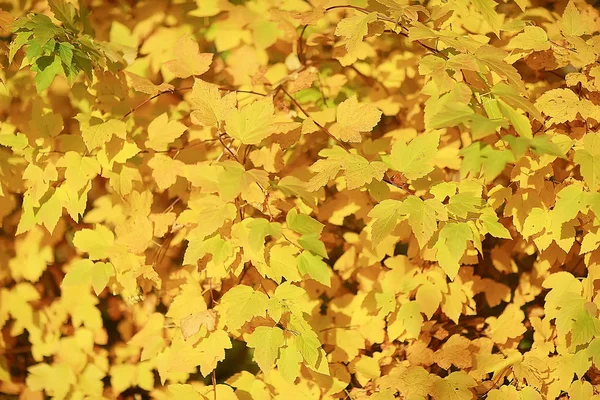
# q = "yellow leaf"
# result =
<box><xmin>575</xmin><ymin>133</ymin><xmax>600</xmax><ymax>191</ymax></box>
<box><xmin>148</xmin><ymin>154</ymin><xmax>185</xmax><ymax>190</ymax></box>
<box><xmin>165</xmin><ymin>35</ymin><xmax>213</xmax><ymax>78</ymax></box>
<box><xmin>391</xmin><ymin>131</ymin><xmax>440</xmax><ymax>180</ymax></box>
<box><xmin>334</xmin><ymin>12</ymin><xmax>378</xmax><ymax>59</ymax></box>
<box><xmin>76</xmin><ymin>113</ymin><xmax>127</xmax><ymax>151</ymax></box>
<box><xmin>181</xmin><ymin>310</ymin><xmax>217</xmax><ymax>340</ymax></box>
<box><xmin>219</xmin><ymin>285</ymin><xmax>269</xmax><ymax>331</ymax></box>
<box><xmin>559</xmin><ymin>1</ymin><xmax>594</xmax><ymax>37</ymax></box>
<box><xmin>145</xmin><ymin>113</ymin><xmax>187</xmax><ymax>151</ymax></box>
<box><xmin>225</xmin><ymin>97</ymin><xmax>276</xmax><ymax>145</ymax></box>
<box><xmin>485</xmin><ymin>304</ymin><xmax>527</xmax><ymax>344</ymax></box>
<box><xmin>342</xmin><ymin>153</ymin><xmax>387</xmax><ymax>190</ymax></box>
<box><xmin>190</xmin><ymin>79</ymin><xmax>236</xmax><ymax>127</ymax></box>
<box><xmin>430</xmin><ymin>371</ymin><xmax>476</xmax><ymax>400</ymax></box>
<box><xmin>73</xmin><ymin>224</ymin><xmax>115</xmax><ymax>260</ymax></box>
<box><xmin>332</xmin><ymin>96</ymin><xmax>382</xmax><ymax>142</ymax></box>
<box><xmin>507</xmin><ymin>26</ymin><xmax>550</xmax><ymax>52</ymax></box>
<box><xmin>125</xmin><ymin>71</ymin><xmax>174</xmax><ymax>96</ymax></box>
<box><xmin>535</xmin><ymin>88</ymin><xmax>581</xmax><ymax>124</ymax></box>
<box><xmin>433</xmin><ymin>222</ymin><xmax>472</xmax><ymax>280</ymax></box>
<box><xmin>195</xmin><ymin>330</ymin><xmax>232</xmax><ymax>376</ymax></box>
<box><xmin>9</xmin><ymin>226</ymin><xmax>53</xmax><ymax>282</ymax></box>
<box><xmin>246</xmin><ymin>326</ymin><xmax>285</xmax><ymax>373</ymax></box>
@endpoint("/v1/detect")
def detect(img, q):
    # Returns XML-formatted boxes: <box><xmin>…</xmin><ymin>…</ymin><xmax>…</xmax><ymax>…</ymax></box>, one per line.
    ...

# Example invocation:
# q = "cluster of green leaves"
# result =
<box><xmin>2</xmin><ymin>0</ymin><xmax>600</xmax><ymax>399</ymax></box>
<box><xmin>9</xmin><ymin>0</ymin><xmax>122</xmax><ymax>92</ymax></box>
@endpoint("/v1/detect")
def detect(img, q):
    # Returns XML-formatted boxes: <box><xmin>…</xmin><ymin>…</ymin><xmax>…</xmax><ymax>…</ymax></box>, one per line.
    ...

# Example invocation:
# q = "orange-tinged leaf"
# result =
<box><xmin>331</xmin><ymin>96</ymin><xmax>382</xmax><ymax>142</ymax></box>
<box><xmin>165</xmin><ymin>36</ymin><xmax>213</xmax><ymax>78</ymax></box>
<box><xmin>145</xmin><ymin>113</ymin><xmax>187</xmax><ymax>151</ymax></box>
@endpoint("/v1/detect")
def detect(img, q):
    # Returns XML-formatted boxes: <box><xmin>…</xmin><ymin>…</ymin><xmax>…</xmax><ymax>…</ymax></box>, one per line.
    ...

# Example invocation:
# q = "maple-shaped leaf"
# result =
<box><xmin>434</xmin><ymin>334</ymin><xmax>472</xmax><ymax>370</ymax></box>
<box><xmin>180</xmin><ymin>310</ymin><xmax>217</xmax><ymax>340</ymax></box>
<box><xmin>368</xmin><ymin>199</ymin><xmax>404</xmax><ymax>247</ymax></box>
<box><xmin>27</xmin><ymin>363</ymin><xmax>76</xmax><ymax>399</ymax></box>
<box><xmin>225</xmin><ymin>97</ymin><xmax>276</xmax><ymax>145</ymax></box>
<box><xmin>287</xmin><ymin>313</ymin><xmax>329</xmax><ymax>375</ymax></box>
<box><xmin>62</xmin><ymin>259</ymin><xmax>114</xmax><ymax>296</ymax></box>
<box><xmin>297</xmin><ymin>251</ymin><xmax>330</xmax><ymax>287</ymax></box>
<box><xmin>574</xmin><ymin>133</ymin><xmax>600</xmax><ymax>191</ymax></box>
<box><xmin>379</xmin><ymin>365</ymin><xmax>433</xmax><ymax>399</ymax></box>
<box><xmin>166</xmin><ymin>282</ymin><xmax>208</xmax><ymax>322</ymax></box>
<box><xmin>433</xmin><ymin>222</ymin><xmax>472</xmax><ymax>280</ymax></box>
<box><xmin>559</xmin><ymin>1</ymin><xmax>595</xmax><ymax>37</ymax></box>
<box><xmin>402</xmin><ymin>196</ymin><xmax>447</xmax><ymax>249</ymax></box>
<box><xmin>183</xmin><ymin>234</ymin><xmax>234</xmax><ymax>270</ymax></box>
<box><xmin>416</xmin><ymin>281</ymin><xmax>443</xmax><ymax>320</ymax></box>
<box><xmin>535</xmin><ymin>88</ymin><xmax>580</xmax><ymax>124</ymax></box>
<box><xmin>165</xmin><ymin>35</ymin><xmax>213</xmax><ymax>79</ymax></box>
<box><xmin>73</xmin><ymin>225</ymin><xmax>114</xmax><ymax>260</ymax></box>
<box><xmin>148</xmin><ymin>154</ymin><xmax>185</xmax><ymax>190</ymax></box>
<box><xmin>507</xmin><ymin>26</ymin><xmax>550</xmax><ymax>52</ymax></box>
<box><xmin>219</xmin><ymin>285</ymin><xmax>269</xmax><ymax>331</ymax></box>
<box><xmin>125</xmin><ymin>71</ymin><xmax>174</xmax><ymax>96</ymax></box>
<box><xmin>485</xmin><ymin>304</ymin><xmax>527</xmax><ymax>344</ymax></box>
<box><xmin>267</xmin><ymin>244</ymin><xmax>302</xmax><ymax>284</ymax></box>
<box><xmin>145</xmin><ymin>113</ymin><xmax>187</xmax><ymax>151</ymax></box>
<box><xmin>331</xmin><ymin>96</ymin><xmax>382</xmax><ymax>142</ymax></box>
<box><xmin>277</xmin><ymin>344</ymin><xmax>303</xmax><ymax>383</ymax></box>
<box><xmin>475</xmin><ymin>46</ymin><xmax>526</xmax><ymax>94</ymax></box>
<box><xmin>246</xmin><ymin>326</ymin><xmax>285</xmax><ymax>373</ymax></box>
<box><xmin>76</xmin><ymin>113</ymin><xmax>127</xmax><ymax>151</ymax></box>
<box><xmin>430</xmin><ymin>371</ymin><xmax>476</xmax><ymax>400</ymax></box>
<box><xmin>56</xmin><ymin>151</ymin><xmax>100</xmax><ymax>192</ymax></box>
<box><xmin>471</xmin><ymin>0</ymin><xmax>502</xmax><ymax>36</ymax></box>
<box><xmin>267</xmin><ymin>282</ymin><xmax>308</xmax><ymax>322</ymax></box>
<box><xmin>334</xmin><ymin>12</ymin><xmax>378</xmax><ymax>59</ymax></box>
<box><xmin>190</xmin><ymin>79</ymin><xmax>236</xmax><ymax>127</ymax></box>
<box><xmin>195</xmin><ymin>330</ymin><xmax>232</xmax><ymax>376</ymax></box>
<box><xmin>342</xmin><ymin>153</ymin><xmax>387</xmax><ymax>190</ymax></box>
<box><xmin>390</xmin><ymin>131</ymin><xmax>440</xmax><ymax>180</ymax></box>
<box><xmin>388</xmin><ymin>301</ymin><xmax>423</xmax><ymax>340</ymax></box>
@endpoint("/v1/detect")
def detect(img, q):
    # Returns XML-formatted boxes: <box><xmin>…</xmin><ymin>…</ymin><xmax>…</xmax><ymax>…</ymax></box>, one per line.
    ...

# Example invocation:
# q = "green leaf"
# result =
<box><xmin>429</xmin><ymin>102</ymin><xmax>474</xmax><ymax>130</ymax></box>
<box><xmin>497</xmin><ymin>99</ymin><xmax>532</xmax><ymax>138</ymax></box>
<box><xmin>49</xmin><ymin>0</ymin><xmax>79</xmax><ymax>33</ymax></box>
<box><xmin>297</xmin><ymin>233</ymin><xmax>328</xmax><ymax>258</ymax></box>
<box><xmin>57</xmin><ymin>42</ymin><xmax>74</xmax><ymax>67</ymax></box>
<box><xmin>286</xmin><ymin>209</ymin><xmax>324</xmax><ymax>235</ymax></box>
<box><xmin>32</xmin><ymin>55</ymin><xmax>64</xmax><ymax>92</ymax></box>
<box><xmin>297</xmin><ymin>251</ymin><xmax>330</xmax><ymax>286</ymax></box>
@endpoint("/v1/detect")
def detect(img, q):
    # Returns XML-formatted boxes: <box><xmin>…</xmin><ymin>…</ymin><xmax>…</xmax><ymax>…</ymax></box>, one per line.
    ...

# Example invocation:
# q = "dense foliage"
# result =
<box><xmin>2</xmin><ymin>0</ymin><xmax>600</xmax><ymax>398</ymax></box>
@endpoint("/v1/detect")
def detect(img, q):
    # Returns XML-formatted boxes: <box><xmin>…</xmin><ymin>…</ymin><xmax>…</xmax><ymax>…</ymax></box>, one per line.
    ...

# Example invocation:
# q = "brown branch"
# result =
<box><xmin>325</xmin><ymin>5</ymin><xmax>447</xmax><ymax>59</ymax></box>
<box><xmin>280</xmin><ymin>86</ymin><xmax>350</xmax><ymax>153</ymax></box>
<box><xmin>218</xmin><ymin>134</ymin><xmax>240</xmax><ymax>162</ymax></box>
<box><xmin>121</xmin><ymin>86</ymin><xmax>191</xmax><ymax>121</ymax></box>
<box><xmin>121</xmin><ymin>86</ymin><xmax>266</xmax><ymax>121</ymax></box>
<box><xmin>298</xmin><ymin>24</ymin><xmax>309</xmax><ymax>64</ymax></box>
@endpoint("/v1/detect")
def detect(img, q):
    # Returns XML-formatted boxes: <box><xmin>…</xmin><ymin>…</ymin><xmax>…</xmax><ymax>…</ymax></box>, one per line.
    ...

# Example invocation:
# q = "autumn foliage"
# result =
<box><xmin>2</xmin><ymin>0</ymin><xmax>600</xmax><ymax>399</ymax></box>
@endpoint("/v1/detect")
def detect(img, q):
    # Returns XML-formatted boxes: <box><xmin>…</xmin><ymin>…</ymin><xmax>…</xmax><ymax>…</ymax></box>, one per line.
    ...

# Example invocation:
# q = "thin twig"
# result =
<box><xmin>280</xmin><ymin>86</ymin><xmax>350</xmax><ymax>153</ymax></box>
<box><xmin>218</xmin><ymin>134</ymin><xmax>240</xmax><ymax>162</ymax></box>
